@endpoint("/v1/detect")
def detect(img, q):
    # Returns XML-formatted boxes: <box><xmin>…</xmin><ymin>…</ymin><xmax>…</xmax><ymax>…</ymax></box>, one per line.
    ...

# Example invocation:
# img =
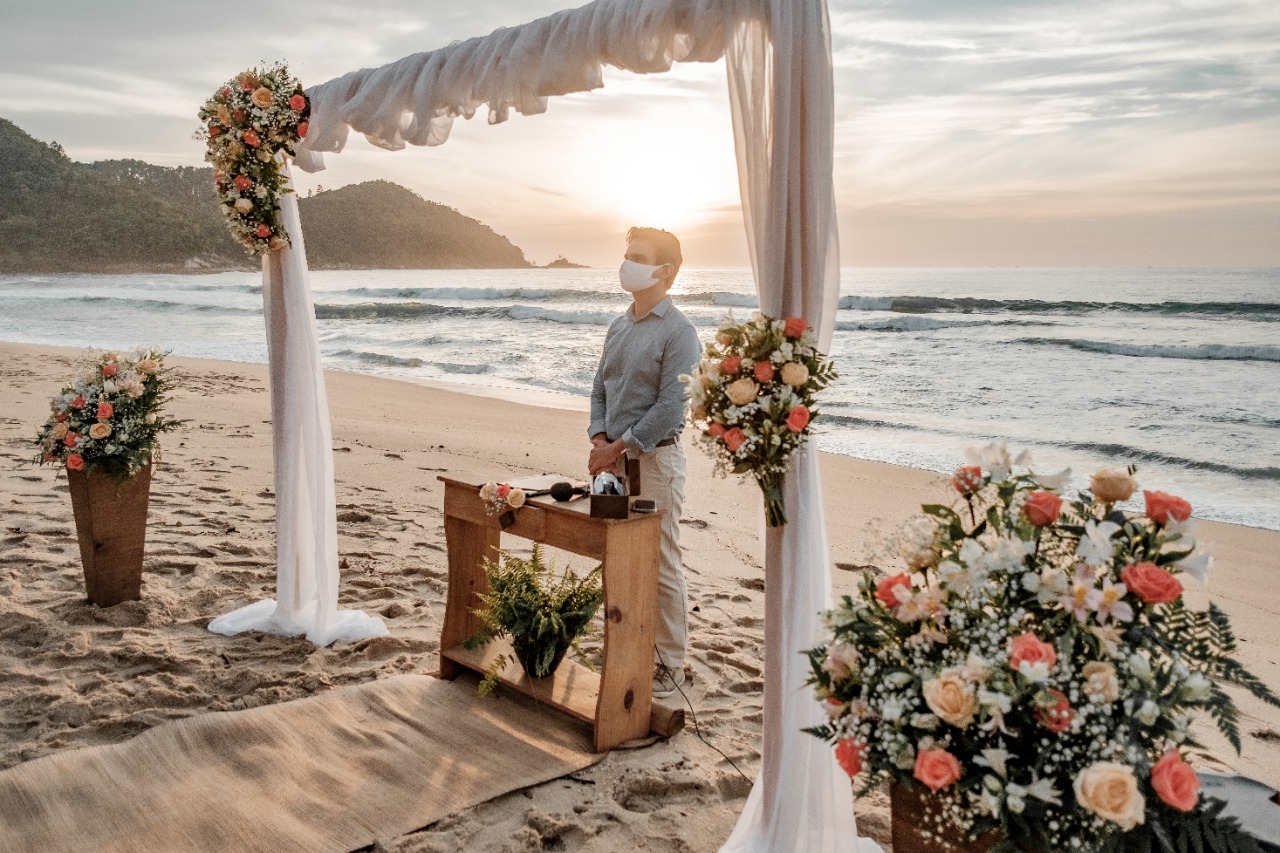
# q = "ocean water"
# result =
<box><xmin>2</xmin><ymin>267</ymin><xmax>1277</xmax><ymax>531</ymax></box>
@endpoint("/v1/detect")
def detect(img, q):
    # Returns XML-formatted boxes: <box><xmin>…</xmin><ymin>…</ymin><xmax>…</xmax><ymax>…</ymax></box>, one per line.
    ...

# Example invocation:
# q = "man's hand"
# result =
<box><xmin>588</xmin><ymin>438</ymin><xmax>626</xmax><ymax>477</ymax></box>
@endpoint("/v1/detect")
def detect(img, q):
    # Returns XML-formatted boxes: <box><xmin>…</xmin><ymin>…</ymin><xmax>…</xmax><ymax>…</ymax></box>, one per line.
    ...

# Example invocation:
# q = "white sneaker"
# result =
<box><xmin>652</xmin><ymin>664</ymin><xmax>686</xmax><ymax>700</ymax></box>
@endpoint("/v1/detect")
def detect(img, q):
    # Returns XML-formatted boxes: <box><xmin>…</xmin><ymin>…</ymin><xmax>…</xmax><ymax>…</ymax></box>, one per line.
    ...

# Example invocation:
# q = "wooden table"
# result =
<box><xmin>437</xmin><ymin>477</ymin><xmax>685</xmax><ymax>752</ymax></box>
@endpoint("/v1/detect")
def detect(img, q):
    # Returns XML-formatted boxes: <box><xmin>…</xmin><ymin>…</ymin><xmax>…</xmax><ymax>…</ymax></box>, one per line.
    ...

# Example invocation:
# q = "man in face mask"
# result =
<box><xmin>588</xmin><ymin>226</ymin><xmax>701</xmax><ymax>699</ymax></box>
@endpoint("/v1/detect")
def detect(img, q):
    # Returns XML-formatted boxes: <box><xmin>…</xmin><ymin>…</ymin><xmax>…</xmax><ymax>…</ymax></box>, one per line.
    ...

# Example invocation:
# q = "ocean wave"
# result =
<box><xmin>314</xmin><ymin>302</ymin><xmax>501</xmax><ymax>320</ymax></box>
<box><xmin>1016</xmin><ymin>338</ymin><xmax>1280</xmax><ymax>363</ymax></box>
<box><xmin>1056</xmin><ymin>441</ymin><xmax>1280</xmax><ymax>483</ymax></box>
<box><xmin>343</xmin><ymin>285</ymin><xmax>592</xmax><ymax>302</ymax></box>
<box><xmin>66</xmin><ymin>295</ymin><xmax>258</xmax><ymax>314</ymax></box>
<box><xmin>835</xmin><ymin>317</ymin><xmax>1046</xmax><ymax>333</ymax></box>
<box><xmin>331</xmin><ymin>349</ymin><xmax>426</xmax><ymax>368</ymax></box>
<box><xmin>507</xmin><ymin>305</ymin><xmax>619</xmax><ymax>325</ymax></box>
<box><xmin>839</xmin><ymin>295</ymin><xmax>1280</xmax><ymax>319</ymax></box>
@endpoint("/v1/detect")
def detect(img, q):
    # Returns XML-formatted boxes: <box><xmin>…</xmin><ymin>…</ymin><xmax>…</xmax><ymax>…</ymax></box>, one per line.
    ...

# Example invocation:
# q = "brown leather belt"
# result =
<box><xmin>656</xmin><ymin>437</ymin><xmax>677</xmax><ymax>448</ymax></box>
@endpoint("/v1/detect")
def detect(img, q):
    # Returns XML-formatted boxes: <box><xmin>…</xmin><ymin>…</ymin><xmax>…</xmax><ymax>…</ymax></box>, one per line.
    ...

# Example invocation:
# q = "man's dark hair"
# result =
<box><xmin>626</xmin><ymin>226</ymin><xmax>683</xmax><ymax>273</ymax></box>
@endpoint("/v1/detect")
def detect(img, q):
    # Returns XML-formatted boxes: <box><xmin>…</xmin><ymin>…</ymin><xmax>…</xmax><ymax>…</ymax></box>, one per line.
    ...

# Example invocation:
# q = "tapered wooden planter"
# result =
<box><xmin>66</xmin><ymin>461</ymin><xmax>152</xmax><ymax>607</ymax></box>
<box><xmin>891</xmin><ymin>783</ymin><xmax>1046</xmax><ymax>853</ymax></box>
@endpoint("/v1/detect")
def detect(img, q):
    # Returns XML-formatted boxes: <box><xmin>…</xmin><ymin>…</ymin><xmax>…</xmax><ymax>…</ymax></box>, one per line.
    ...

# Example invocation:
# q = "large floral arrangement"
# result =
<box><xmin>807</xmin><ymin>445</ymin><xmax>1278</xmax><ymax>852</ymax></box>
<box><xmin>196</xmin><ymin>62</ymin><xmax>310</xmax><ymax>255</ymax></box>
<box><xmin>34</xmin><ymin>348</ymin><xmax>182</xmax><ymax>479</ymax></box>
<box><xmin>682</xmin><ymin>313</ymin><xmax>836</xmax><ymax>526</ymax></box>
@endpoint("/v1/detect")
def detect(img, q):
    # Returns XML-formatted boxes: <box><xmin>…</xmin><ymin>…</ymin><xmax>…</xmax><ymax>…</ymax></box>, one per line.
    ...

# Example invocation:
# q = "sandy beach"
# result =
<box><xmin>1</xmin><ymin>339</ymin><xmax>1277</xmax><ymax>852</ymax></box>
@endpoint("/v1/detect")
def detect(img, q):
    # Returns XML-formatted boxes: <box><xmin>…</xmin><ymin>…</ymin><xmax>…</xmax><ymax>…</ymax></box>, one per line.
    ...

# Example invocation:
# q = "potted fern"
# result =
<box><xmin>465</xmin><ymin>545</ymin><xmax>604</xmax><ymax>696</ymax></box>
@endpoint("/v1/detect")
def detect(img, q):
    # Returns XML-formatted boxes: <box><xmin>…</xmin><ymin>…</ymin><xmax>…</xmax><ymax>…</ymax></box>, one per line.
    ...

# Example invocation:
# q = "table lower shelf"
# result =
<box><xmin>441</xmin><ymin>641</ymin><xmax>686</xmax><ymax>741</ymax></box>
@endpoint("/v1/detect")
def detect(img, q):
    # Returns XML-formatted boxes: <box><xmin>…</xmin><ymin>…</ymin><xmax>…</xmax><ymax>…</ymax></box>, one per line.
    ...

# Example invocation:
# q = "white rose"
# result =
<box><xmin>922</xmin><ymin>669</ymin><xmax>978</xmax><ymax>729</ymax></box>
<box><xmin>506</xmin><ymin>488</ymin><xmax>526</xmax><ymax>509</ymax></box>
<box><xmin>234</xmin><ymin>198</ymin><xmax>254</xmax><ymax>214</ymax></box>
<box><xmin>780</xmin><ymin>361</ymin><xmax>809</xmax><ymax>387</ymax></box>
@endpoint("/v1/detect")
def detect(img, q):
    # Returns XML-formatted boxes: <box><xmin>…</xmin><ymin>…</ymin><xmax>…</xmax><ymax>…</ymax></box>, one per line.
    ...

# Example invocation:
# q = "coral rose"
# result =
<box><xmin>251</xmin><ymin>86</ymin><xmax>275</xmax><ymax>109</ymax></box>
<box><xmin>780</xmin><ymin>361</ymin><xmax>809</xmax><ymax>387</ymax></box>
<box><xmin>70</xmin><ymin>395</ymin><xmax>85</xmax><ymax>409</ymax></box>
<box><xmin>289</xmin><ymin>93</ymin><xmax>307</xmax><ymax>111</ymax></box>
<box><xmin>721</xmin><ymin>355</ymin><xmax>743</xmax><ymax>375</ymax></box>
<box><xmin>834</xmin><ymin>738</ymin><xmax>866</xmax><ymax>778</ymax></box>
<box><xmin>89</xmin><ymin>423</ymin><xmax>112</xmax><ymax>440</ymax></box>
<box><xmin>297</xmin><ymin>121</ymin><xmax>309</xmax><ymax>139</ymax></box>
<box><xmin>708</xmin><ymin>422</ymin><xmax>726</xmax><ymax>438</ymax></box>
<box><xmin>496</xmin><ymin>483</ymin><xmax>512</xmax><ymax>499</ymax></box>
<box><xmin>1081</xmin><ymin>661</ymin><xmax>1121</xmax><ymax>704</ymax></box>
<box><xmin>101</xmin><ymin>363</ymin><xmax>118</xmax><ymax>377</ymax></box>
<box><xmin>786</xmin><ymin>405</ymin><xmax>810</xmax><ymax>433</ymax></box>
<box><xmin>725</xmin><ymin>378</ymin><xmax>759</xmax><ymax>407</ymax></box>
<box><xmin>914</xmin><ymin>748</ymin><xmax>963</xmax><ymax>792</ymax></box>
<box><xmin>922</xmin><ymin>669</ymin><xmax>978</xmax><ymax>728</ymax></box>
<box><xmin>1091</xmin><ymin>468</ymin><xmax>1138</xmax><ymax>503</ymax></box>
<box><xmin>208</xmin><ymin>124</ymin><xmax>222</xmax><ymax>136</ymax></box>
<box><xmin>256</xmin><ymin>224</ymin><xmax>272</xmax><ymax>238</ymax></box>
<box><xmin>1074</xmin><ymin>763</ymin><xmax>1146</xmax><ymax>830</ymax></box>
<box><xmin>1121</xmin><ymin>562</ymin><xmax>1182</xmax><ymax>604</ymax></box>
<box><xmin>951</xmin><ymin>465</ymin><xmax>983</xmax><ymax>495</ymax></box>
<box><xmin>1144</xmin><ymin>490</ymin><xmax>1192</xmax><ymax>525</ymax></box>
<box><xmin>1151</xmin><ymin>750</ymin><xmax>1199</xmax><ymax>812</ymax></box>
<box><xmin>63</xmin><ymin>432</ymin><xmax>80</xmax><ymax>448</ymax></box>
<box><xmin>874</xmin><ymin>573</ymin><xmax>912</xmax><ymax>609</ymax></box>
<box><xmin>242</xmin><ymin>129</ymin><xmax>261</xmax><ymax>148</ymax></box>
<box><xmin>1023</xmin><ymin>490</ymin><xmax>1063</xmax><ymax>526</ymax></box>
<box><xmin>753</xmin><ymin>361</ymin><xmax>775</xmax><ymax>383</ymax></box>
<box><xmin>784</xmin><ymin>316</ymin><xmax>808</xmax><ymax>338</ymax></box>
<box><xmin>97</xmin><ymin>402</ymin><xmax>113</xmax><ymax>419</ymax></box>
<box><xmin>1009</xmin><ymin>632</ymin><xmax>1057</xmax><ymax>673</ymax></box>
<box><xmin>1035</xmin><ymin>688</ymin><xmax>1075</xmax><ymax>733</ymax></box>
<box><xmin>233</xmin><ymin>175</ymin><xmax>252</xmax><ymax>191</ymax></box>
<box><xmin>722</xmin><ymin>427</ymin><xmax>747</xmax><ymax>452</ymax></box>
<box><xmin>66</xmin><ymin>453</ymin><xmax>85</xmax><ymax>472</ymax></box>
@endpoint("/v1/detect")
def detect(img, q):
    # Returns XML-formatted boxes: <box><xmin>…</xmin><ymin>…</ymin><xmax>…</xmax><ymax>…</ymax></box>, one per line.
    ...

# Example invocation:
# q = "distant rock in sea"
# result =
<box><xmin>541</xmin><ymin>256</ymin><xmax>589</xmax><ymax>269</ymax></box>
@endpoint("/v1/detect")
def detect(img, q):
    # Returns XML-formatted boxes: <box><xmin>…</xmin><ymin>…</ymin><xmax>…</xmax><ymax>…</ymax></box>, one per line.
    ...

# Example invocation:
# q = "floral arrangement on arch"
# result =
<box><xmin>196</xmin><ymin>62</ymin><xmax>310</xmax><ymax>255</ymax></box>
<box><xmin>33</xmin><ymin>348</ymin><xmax>183</xmax><ymax>480</ymax></box>
<box><xmin>682</xmin><ymin>313</ymin><xmax>836</xmax><ymax>527</ymax></box>
<box><xmin>806</xmin><ymin>444</ymin><xmax>1278</xmax><ymax>852</ymax></box>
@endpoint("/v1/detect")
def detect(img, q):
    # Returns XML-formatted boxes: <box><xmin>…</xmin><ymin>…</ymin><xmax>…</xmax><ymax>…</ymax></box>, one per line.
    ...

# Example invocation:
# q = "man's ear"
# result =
<box><xmin>657</xmin><ymin>264</ymin><xmax>676</xmax><ymax>287</ymax></box>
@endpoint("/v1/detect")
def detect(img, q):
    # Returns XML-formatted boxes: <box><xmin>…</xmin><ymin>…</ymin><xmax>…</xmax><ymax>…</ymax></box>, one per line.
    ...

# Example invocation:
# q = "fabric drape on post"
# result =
<box><xmin>721</xmin><ymin>4</ymin><xmax>879</xmax><ymax>852</ymax></box>
<box><xmin>209</xmin><ymin>164</ymin><xmax>387</xmax><ymax>647</ymax></box>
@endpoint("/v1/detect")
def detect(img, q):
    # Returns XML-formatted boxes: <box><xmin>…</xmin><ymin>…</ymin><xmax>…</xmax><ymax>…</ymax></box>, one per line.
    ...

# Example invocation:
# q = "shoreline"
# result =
<box><xmin>2</xmin><ymin>340</ymin><xmax>1278</xmax><ymax>850</ymax></box>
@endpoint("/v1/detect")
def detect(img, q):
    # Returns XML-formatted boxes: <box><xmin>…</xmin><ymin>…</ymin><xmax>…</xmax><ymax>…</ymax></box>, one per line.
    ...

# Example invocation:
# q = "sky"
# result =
<box><xmin>2</xmin><ymin>0</ymin><xmax>1278</xmax><ymax>267</ymax></box>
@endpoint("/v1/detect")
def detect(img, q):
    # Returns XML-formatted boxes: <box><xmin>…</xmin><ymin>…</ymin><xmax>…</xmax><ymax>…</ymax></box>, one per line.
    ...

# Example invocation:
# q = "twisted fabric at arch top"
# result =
<box><xmin>229</xmin><ymin>0</ymin><xmax>881</xmax><ymax>848</ymax></box>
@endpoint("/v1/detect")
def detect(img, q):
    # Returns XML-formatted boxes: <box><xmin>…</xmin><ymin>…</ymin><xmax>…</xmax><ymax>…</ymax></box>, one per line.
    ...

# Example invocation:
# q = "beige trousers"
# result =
<box><xmin>635</xmin><ymin>442</ymin><xmax>689</xmax><ymax>672</ymax></box>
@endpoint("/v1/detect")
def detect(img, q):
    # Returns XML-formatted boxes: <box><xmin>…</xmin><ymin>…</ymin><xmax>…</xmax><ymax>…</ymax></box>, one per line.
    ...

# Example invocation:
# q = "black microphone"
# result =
<box><xmin>549</xmin><ymin>481</ymin><xmax>587</xmax><ymax>502</ymax></box>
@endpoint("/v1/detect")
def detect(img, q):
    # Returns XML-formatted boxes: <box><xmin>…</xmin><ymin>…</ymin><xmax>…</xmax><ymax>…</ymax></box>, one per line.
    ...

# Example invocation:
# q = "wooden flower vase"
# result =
<box><xmin>66</xmin><ymin>461</ymin><xmax>152</xmax><ymax>607</ymax></box>
<box><xmin>890</xmin><ymin>783</ymin><xmax>1046</xmax><ymax>853</ymax></box>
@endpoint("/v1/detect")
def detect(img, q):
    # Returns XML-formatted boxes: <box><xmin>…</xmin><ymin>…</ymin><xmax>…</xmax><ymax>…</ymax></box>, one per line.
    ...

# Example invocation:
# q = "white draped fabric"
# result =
<box><xmin>278</xmin><ymin>0</ymin><xmax>876</xmax><ymax>846</ymax></box>
<box><xmin>208</xmin><ymin>165</ymin><xmax>388</xmax><ymax>647</ymax></box>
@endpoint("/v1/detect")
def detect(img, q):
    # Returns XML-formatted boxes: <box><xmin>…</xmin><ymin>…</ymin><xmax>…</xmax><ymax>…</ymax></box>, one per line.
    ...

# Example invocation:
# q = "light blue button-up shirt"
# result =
<box><xmin>588</xmin><ymin>297</ymin><xmax>701</xmax><ymax>455</ymax></box>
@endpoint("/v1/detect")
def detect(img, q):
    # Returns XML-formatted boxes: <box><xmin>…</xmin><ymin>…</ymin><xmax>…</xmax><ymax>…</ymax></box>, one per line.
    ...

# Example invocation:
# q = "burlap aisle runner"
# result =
<box><xmin>0</xmin><ymin>674</ymin><xmax>600</xmax><ymax>852</ymax></box>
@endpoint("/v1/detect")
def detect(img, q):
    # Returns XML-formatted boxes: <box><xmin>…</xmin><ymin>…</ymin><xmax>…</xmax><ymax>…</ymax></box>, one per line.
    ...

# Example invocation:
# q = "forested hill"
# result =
<box><xmin>0</xmin><ymin>118</ymin><xmax>535</xmax><ymax>272</ymax></box>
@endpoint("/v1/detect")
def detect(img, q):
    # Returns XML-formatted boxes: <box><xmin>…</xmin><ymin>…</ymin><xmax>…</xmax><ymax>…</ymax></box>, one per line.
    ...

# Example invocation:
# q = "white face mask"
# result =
<box><xmin>619</xmin><ymin>259</ymin><xmax>664</xmax><ymax>293</ymax></box>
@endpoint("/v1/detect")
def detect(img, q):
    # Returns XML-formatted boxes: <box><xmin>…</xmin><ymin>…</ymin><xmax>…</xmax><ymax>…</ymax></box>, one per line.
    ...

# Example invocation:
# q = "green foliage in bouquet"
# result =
<box><xmin>683</xmin><ymin>313</ymin><xmax>837</xmax><ymax>526</ymax></box>
<box><xmin>33</xmin><ymin>347</ymin><xmax>183</xmax><ymax>480</ymax></box>
<box><xmin>464</xmin><ymin>545</ymin><xmax>604</xmax><ymax>697</ymax></box>
<box><xmin>805</xmin><ymin>445</ymin><xmax>1278</xmax><ymax>852</ymax></box>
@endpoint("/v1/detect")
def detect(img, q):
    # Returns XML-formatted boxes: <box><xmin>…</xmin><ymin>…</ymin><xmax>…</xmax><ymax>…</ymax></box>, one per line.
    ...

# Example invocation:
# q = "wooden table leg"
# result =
<box><xmin>439</xmin><ymin>514</ymin><xmax>501</xmax><ymax>680</ymax></box>
<box><xmin>593</xmin><ymin>517</ymin><xmax>661</xmax><ymax>751</ymax></box>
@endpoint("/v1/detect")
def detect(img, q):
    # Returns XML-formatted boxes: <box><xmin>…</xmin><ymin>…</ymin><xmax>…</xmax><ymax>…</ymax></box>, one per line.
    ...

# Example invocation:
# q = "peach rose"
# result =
<box><xmin>874</xmin><ymin>573</ymin><xmax>912</xmax><ymax>609</ymax></box>
<box><xmin>914</xmin><ymin>748</ymin><xmax>963</xmax><ymax>792</ymax></box>
<box><xmin>922</xmin><ymin>669</ymin><xmax>978</xmax><ymax>728</ymax></box>
<box><xmin>691</xmin><ymin>403</ymin><xmax>708</xmax><ymax>421</ymax></box>
<box><xmin>951</xmin><ymin>465</ymin><xmax>983</xmax><ymax>495</ymax></box>
<box><xmin>715</xmin><ymin>330</ymin><xmax>734</xmax><ymax>346</ymax></box>
<box><xmin>1023</xmin><ymin>490</ymin><xmax>1063</xmax><ymax>526</ymax></box>
<box><xmin>1090</xmin><ymin>468</ymin><xmax>1138</xmax><ymax>503</ymax></box>
<box><xmin>136</xmin><ymin>358</ymin><xmax>159</xmax><ymax>375</ymax></box>
<box><xmin>1151</xmin><ymin>750</ymin><xmax>1199</xmax><ymax>812</ymax></box>
<box><xmin>1074</xmin><ymin>762</ymin><xmax>1145</xmax><ymax>830</ymax></box>
<box><xmin>234</xmin><ymin>198</ymin><xmax>254</xmax><ymax>214</ymax></box>
<box><xmin>753</xmin><ymin>361</ymin><xmax>775</xmax><ymax>383</ymax></box>
<box><xmin>1035</xmin><ymin>688</ymin><xmax>1075</xmax><ymax>734</ymax></box>
<box><xmin>1121</xmin><ymin>562</ymin><xmax>1182</xmax><ymax>604</ymax></box>
<box><xmin>725</xmin><ymin>377</ymin><xmax>759</xmax><ymax>407</ymax></box>
<box><xmin>52</xmin><ymin>422</ymin><xmax>69</xmax><ymax>440</ymax></box>
<box><xmin>721</xmin><ymin>355</ymin><xmax>743</xmax><ymax>375</ymax></box>
<box><xmin>780</xmin><ymin>361</ymin><xmax>809</xmax><ymax>387</ymax></box>
<box><xmin>65</xmin><ymin>453</ymin><xmax>84</xmax><ymax>472</ymax></box>
<box><xmin>479</xmin><ymin>482</ymin><xmax>497</xmax><ymax>501</ymax></box>
<box><xmin>216</xmin><ymin>104</ymin><xmax>232</xmax><ymax>125</ymax></box>
<box><xmin>784</xmin><ymin>316</ymin><xmax>808</xmax><ymax>338</ymax></box>
<box><xmin>297</xmin><ymin>121</ymin><xmax>310</xmax><ymax>139</ymax></box>
<box><xmin>97</xmin><ymin>402</ymin><xmax>113</xmax><ymax>419</ymax></box>
<box><xmin>251</xmin><ymin>87</ymin><xmax>275</xmax><ymax>109</ymax></box>
<box><xmin>89</xmin><ymin>423</ymin><xmax>112</xmax><ymax>440</ymax></box>
<box><xmin>1144</xmin><ymin>490</ymin><xmax>1192</xmax><ymax>525</ymax></box>
<box><xmin>786</xmin><ymin>405</ymin><xmax>810</xmax><ymax>432</ymax></box>
<box><xmin>289</xmin><ymin>93</ymin><xmax>307</xmax><ymax>111</ymax></box>
<box><xmin>255</xmin><ymin>224</ymin><xmax>272</xmax><ymax>238</ymax></box>
<box><xmin>1081</xmin><ymin>661</ymin><xmax>1120</xmax><ymax>703</ymax></box>
<box><xmin>1009</xmin><ymin>632</ymin><xmax>1057</xmax><ymax>673</ymax></box>
<box><xmin>834</xmin><ymin>738</ymin><xmax>866</xmax><ymax>778</ymax></box>
<box><xmin>722</xmin><ymin>427</ymin><xmax>747</xmax><ymax>452</ymax></box>
<box><xmin>507</xmin><ymin>488</ymin><xmax>526</xmax><ymax>509</ymax></box>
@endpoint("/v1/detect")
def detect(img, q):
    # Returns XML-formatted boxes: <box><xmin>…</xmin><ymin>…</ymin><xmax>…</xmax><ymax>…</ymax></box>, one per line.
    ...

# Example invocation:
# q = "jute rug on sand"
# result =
<box><xmin>0</xmin><ymin>674</ymin><xmax>602</xmax><ymax>852</ymax></box>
